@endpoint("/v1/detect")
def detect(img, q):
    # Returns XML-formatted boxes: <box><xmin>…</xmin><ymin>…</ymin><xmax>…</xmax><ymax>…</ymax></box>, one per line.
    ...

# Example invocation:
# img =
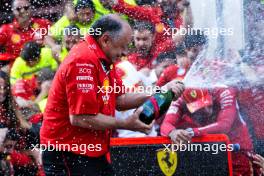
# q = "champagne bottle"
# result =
<box><xmin>139</xmin><ymin>90</ymin><xmax>174</xmax><ymax>124</ymax></box>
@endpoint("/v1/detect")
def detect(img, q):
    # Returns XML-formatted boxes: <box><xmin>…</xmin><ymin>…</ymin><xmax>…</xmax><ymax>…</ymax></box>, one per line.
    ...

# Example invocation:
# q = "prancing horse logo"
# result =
<box><xmin>157</xmin><ymin>149</ymin><xmax>177</xmax><ymax>176</ymax></box>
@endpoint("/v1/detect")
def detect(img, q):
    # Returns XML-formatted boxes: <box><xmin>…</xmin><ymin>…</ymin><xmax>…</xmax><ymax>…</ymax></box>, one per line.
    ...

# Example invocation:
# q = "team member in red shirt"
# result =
<box><xmin>157</xmin><ymin>31</ymin><xmax>207</xmax><ymax>87</ymax></box>
<box><xmin>0</xmin><ymin>0</ymin><xmax>50</xmax><ymax>66</ymax></box>
<box><xmin>126</xmin><ymin>21</ymin><xmax>175</xmax><ymax>70</ymax></box>
<box><xmin>40</xmin><ymin>14</ymin><xmax>184</xmax><ymax>175</ymax></box>
<box><xmin>160</xmin><ymin>88</ymin><xmax>259</xmax><ymax>175</ymax></box>
<box><xmin>109</xmin><ymin>0</ymin><xmax>188</xmax><ymax>66</ymax></box>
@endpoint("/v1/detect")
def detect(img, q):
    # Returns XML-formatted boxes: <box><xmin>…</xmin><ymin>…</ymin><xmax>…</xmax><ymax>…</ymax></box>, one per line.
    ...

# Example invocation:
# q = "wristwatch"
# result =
<box><xmin>185</xmin><ymin>128</ymin><xmax>194</xmax><ymax>137</ymax></box>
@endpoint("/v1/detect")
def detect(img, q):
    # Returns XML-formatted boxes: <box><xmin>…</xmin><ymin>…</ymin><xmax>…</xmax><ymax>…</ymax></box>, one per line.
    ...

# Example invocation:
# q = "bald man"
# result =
<box><xmin>40</xmin><ymin>14</ymin><xmax>184</xmax><ymax>175</ymax></box>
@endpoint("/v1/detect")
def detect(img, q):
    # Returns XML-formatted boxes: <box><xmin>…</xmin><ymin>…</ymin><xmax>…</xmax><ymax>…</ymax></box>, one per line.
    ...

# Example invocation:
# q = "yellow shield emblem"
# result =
<box><xmin>32</xmin><ymin>23</ymin><xmax>40</xmax><ymax>29</ymax></box>
<box><xmin>103</xmin><ymin>78</ymin><xmax>110</xmax><ymax>92</ymax></box>
<box><xmin>155</xmin><ymin>23</ymin><xmax>165</xmax><ymax>33</ymax></box>
<box><xmin>11</xmin><ymin>34</ymin><xmax>21</xmax><ymax>44</ymax></box>
<box><xmin>157</xmin><ymin>150</ymin><xmax>177</xmax><ymax>176</ymax></box>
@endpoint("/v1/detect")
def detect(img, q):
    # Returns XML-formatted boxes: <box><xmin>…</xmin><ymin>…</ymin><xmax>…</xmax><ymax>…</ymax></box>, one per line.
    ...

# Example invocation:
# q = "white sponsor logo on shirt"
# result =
<box><xmin>76</xmin><ymin>76</ymin><xmax>93</xmax><ymax>81</ymax></box>
<box><xmin>78</xmin><ymin>68</ymin><xmax>92</xmax><ymax>74</ymax></box>
<box><xmin>76</xmin><ymin>63</ymin><xmax>94</xmax><ymax>68</ymax></box>
<box><xmin>77</xmin><ymin>84</ymin><xmax>94</xmax><ymax>93</ymax></box>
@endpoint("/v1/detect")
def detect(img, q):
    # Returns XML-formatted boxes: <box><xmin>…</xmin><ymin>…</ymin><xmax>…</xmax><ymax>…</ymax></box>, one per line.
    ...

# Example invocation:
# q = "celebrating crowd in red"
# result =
<box><xmin>0</xmin><ymin>0</ymin><xmax>263</xmax><ymax>175</ymax></box>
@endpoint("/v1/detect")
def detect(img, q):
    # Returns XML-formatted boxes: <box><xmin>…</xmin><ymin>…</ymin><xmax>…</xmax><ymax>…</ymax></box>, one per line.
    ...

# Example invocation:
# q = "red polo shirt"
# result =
<box><xmin>40</xmin><ymin>36</ymin><xmax>124</xmax><ymax>157</ymax></box>
<box><xmin>0</xmin><ymin>18</ymin><xmax>50</xmax><ymax>61</ymax></box>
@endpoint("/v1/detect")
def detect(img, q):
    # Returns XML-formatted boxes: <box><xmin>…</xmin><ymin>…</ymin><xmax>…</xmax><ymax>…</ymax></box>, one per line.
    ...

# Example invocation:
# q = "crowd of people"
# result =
<box><xmin>0</xmin><ymin>0</ymin><xmax>263</xmax><ymax>175</ymax></box>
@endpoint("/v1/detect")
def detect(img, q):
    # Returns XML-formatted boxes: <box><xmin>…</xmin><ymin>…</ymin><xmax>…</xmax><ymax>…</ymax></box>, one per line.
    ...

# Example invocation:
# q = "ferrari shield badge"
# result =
<box><xmin>157</xmin><ymin>150</ymin><xmax>177</xmax><ymax>176</ymax></box>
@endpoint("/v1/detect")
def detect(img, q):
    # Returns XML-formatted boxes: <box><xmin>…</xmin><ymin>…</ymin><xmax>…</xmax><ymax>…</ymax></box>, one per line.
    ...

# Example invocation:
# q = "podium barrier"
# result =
<box><xmin>110</xmin><ymin>134</ymin><xmax>233</xmax><ymax>176</ymax></box>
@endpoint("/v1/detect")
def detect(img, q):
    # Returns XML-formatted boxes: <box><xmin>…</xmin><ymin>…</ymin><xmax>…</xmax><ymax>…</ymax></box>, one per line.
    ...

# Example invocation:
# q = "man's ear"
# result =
<box><xmin>98</xmin><ymin>33</ymin><xmax>111</xmax><ymax>48</ymax></box>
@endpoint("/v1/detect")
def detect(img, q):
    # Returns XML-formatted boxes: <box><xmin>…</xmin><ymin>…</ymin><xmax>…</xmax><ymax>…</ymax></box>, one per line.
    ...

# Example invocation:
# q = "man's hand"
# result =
<box><xmin>40</xmin><ymin>81</ymin><xmax>52</xmax><ymax>95</ymax></box>
<box><xmin>163</xmin><ymin>80</ymin><xmax>185</xmax><ymax>100</ymax></box>
<box><xmin>169</xmin><ymin>129</ymin><xmax>192</xmax><ymax>145</ymax></box>
<box><xmin>34</xmin><ymin>81</ymin><xmax>52</xmax><ymax>103</ymax></box>
<box><xmin>51</xmin><ymin>45</ymin><xmax>62</xmax><ymax>62</ymax></box>
<box><xmin>253</xmin><ymin>154</ymin><xmax>264</xmax><ymax>174</ymax></box>
<box><xmin>64</xmin><ymin>2</ymin><xmax>77</xmax><ymax>22</ymax></box>
<box><xmin>105</xmin><ymin>0</ymin><xmax>118</xmax><ymax>7</ymax></box>
<box><xmin>122</xmin><ymin>107</ymin><xmax>155</xmax><ymax>134</ymax></box>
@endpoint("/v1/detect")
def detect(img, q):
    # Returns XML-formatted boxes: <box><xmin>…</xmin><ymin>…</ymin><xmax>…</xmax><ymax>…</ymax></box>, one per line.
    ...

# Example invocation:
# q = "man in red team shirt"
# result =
<box><xmin>127</xmin><ymin>21</ymin><xmax>174</xmax><ymax>70</ymax></box>
<box><xmin>108</xmin><ymin>0</ymin><xmax>192</xmax><ymax>67</ymax></box>
<box><xmin>160</xmin><ymin>88</ymin><xmax>260</xmax><ymax>175</ymax></box>
<box><xmin>40</xmin><ymin>14</ymin><xmax>184</xmax><ymax>175</ymax></box>
<box><xmin>157</xmin><ymin>31</ymin><xmax>207</xmax><ymax>87</ymax></box>
<box><xmin>0</xmin><ymin>0</ymin><xmax>50</xmax><ymax>69</ymax></box>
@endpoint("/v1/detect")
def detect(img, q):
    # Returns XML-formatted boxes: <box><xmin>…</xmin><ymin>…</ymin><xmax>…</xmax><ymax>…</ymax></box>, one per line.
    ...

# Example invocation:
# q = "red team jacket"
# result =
<box><xmin>161</xmin><ymin>88</ymin><xmax>253</xmax><ymax>151</ymax></box>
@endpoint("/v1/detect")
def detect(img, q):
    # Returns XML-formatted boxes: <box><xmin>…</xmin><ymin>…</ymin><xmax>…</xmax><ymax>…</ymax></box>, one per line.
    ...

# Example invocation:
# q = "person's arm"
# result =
<box><xmin>44</xmin><ymin>36</ymin><xmax>61</xmax><ymax>62</ymax></box>
<box><xmin>191</xmin><ymin>89</ymin><xmax>238</xmax><ymax>136</ymax></box>
<box><xmin>34</xmin><ymin>81</ymin><xmax>51</xmax><ymax>104</ymax></box>
<box><xmin>65</xmin><ymin>59</ymin><xmax>154</xmax><ymax>133</ymax></box>
<box><xmin>116</xmin><ymin>79</ymin><xmax>185</xmax><ymax>111</ymax></box>
<box><xmin>253</xmin><ymin>154</ymin><xmax>264</xmax><ymax>174</ymax></box>
<box><xmin>70</xmin><ymin>108</ymin><xmax>154</xmax><ymax>134</ymax></box>
<box><xmin>111</xmin><ymin>0</ymin><xmax>161</xmax><ymax>23</ymax></box>
<box><xmin>182</xmin><ymin>5</ymin><xmax>193</xmax><ymax>28</ymax></box>
<box><xmin>156</xmin><ymin>68</ymin><xmax>170</xmax><ymax>87</ymax></box>
<box><xmin>160</xmin><ymin>98</ymin><xmax>184</xmax><ymax>137</ymax></box>
<box><xmin>116</xmin><ymin>93</ymin><xmax>150</xmax><ymax>111</ymax></box>
<box><xmin>160</xmin><ymin>98</ymin><xmax>192</xmax><ymax>144</ymax></box>
<box><xmin>43</xmin><ymin>16</ymin><xmax>70</xmax><ymax>60</ymax></box>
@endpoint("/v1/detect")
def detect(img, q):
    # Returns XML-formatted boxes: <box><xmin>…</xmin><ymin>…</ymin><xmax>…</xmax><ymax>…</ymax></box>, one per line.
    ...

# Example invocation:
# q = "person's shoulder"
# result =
<box><xmin>32</xmin><ymin>18</ymin><xmax>51</xmax><ymax>29</ymax></box>
<box><xmin>12</xmin><ymin>57</ymin><xmax>26</xmax><ymax>67</ymax></box>
<box><xmin>62</xmin><ymin>40</ymin><xmax>99</xmax><ymax>67</ymax></box>
<box><xmin>40</xmin><ymin>47</ymin><xmax>57</xmax><ymax>63</ymax></box>
<box><xmin>10</xmin><ymin>57</ymin><xmax>26</xmax><ymax>79</ymax></box>
<box><xmin>50</xmin><ymin>16</ymin><xmax>69</xmax><ymax>31</ymax></box>
<box><xmin>55</xmin><ymin>16</ymin><xmax>69</xmax><ymax>25</ymax></box>
<box><xmin>163</xmin><ymin>64</ymin><xmax>180</xmax><ymax>74</ymax></box>
<box><xmin>0</xmin><ymin>23</ymin><xmax>14</xmax><ymax>32</ymax></box>
<box><xmin>212</xmin><ymin>87</ymin><xmax>237</xmax><ymax>106</ymax></box>
<box><xmin>213</xmin><ymin>86</ymin><xmax>237</xmax><ymax>97</ymax></box>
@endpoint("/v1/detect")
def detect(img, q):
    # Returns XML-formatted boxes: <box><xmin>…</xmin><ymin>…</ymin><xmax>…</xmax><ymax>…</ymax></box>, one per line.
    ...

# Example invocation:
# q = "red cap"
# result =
<box><xmin>183</xmin><ymin>88</ymin><xmax>213</xmax><ymax>113</ymax></box>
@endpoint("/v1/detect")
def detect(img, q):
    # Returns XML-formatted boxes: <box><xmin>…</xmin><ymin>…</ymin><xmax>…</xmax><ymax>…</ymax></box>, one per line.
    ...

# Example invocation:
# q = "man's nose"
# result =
<box><xmin>138</xmin><ymin>40</ymin><xmax>145</xmax><ymax>46</ymax></box>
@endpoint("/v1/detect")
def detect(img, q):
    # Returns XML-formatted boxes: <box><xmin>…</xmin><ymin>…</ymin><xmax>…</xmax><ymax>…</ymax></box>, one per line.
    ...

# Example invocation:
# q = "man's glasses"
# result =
<box><xmin>15</xmin><ymin>5</ymin><xmax>30</xmax><ymax>12</ymax></box>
